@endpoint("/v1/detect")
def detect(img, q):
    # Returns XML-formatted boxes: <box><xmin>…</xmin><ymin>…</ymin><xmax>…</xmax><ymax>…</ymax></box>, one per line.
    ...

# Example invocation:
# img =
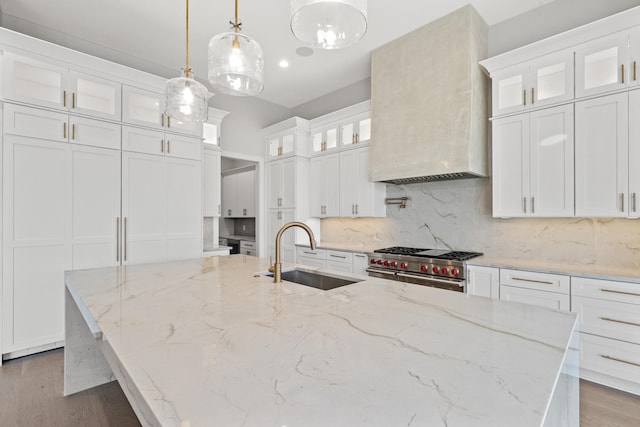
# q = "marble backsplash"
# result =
<box><xmin>320</xmin><ymin>178</ymin><xmax>640</xmax><ymax>269</ymax></box>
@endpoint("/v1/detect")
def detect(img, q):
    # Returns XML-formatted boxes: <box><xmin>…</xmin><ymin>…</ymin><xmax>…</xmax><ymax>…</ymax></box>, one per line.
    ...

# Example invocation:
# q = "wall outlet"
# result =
<box><xmin>242</xmin><ymin>225</ymin><xmax>246</xmax><ymax>231</ymax></box>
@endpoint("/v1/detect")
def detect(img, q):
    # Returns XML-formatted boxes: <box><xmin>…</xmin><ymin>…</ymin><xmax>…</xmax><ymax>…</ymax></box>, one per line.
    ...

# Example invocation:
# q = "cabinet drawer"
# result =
<box><xmin>297</xmin><ymin>256</ymin><xmax>327</xmax><ymax>269</ymax></box>
<box><xmin>240</xmin><ymin>240</ymin><xmax>256</xmax><ymax>250</ymax></box>
<box><xmin>327</xmin><ymin>250</ymin><xmax>352</xmax><ymax>264</ymax></box>
<box><xmin>296</xmin><ymin>247</ymin><xmax>326</xmax><ymax>259</ymax></box>
<box><xmin>69</xmin><ymin>116</ymin><xmax>121</xmax><ymax>150</ymax></box>
<box><xmin>572</xmin><ymin>276</ymin><xmax>640</xmax><ymax>305</ymax></box>
<box><xmin>573</xmin><ymin>296</ymin><xmax>640</xmax><ymax>345</ymax></box>
<box><xmin>580</xmin><ymin>333</ymin><xmax>640</xmax><ymax>385</ymax></box>
<box><xmin>327</xmin><ymin>260</ymin><xmax>353</xmax><ymax>273</ymax></box>
<box><xmin>500</xmin><ymin>285</ymin><xmax>570</xmax><ymax>311</ymax></box>
<box><xmin>122</xmin><ymin>126</ymin><xmax>164</xmax><ymax>156</ymax></box>
<box><xmin>500</xmin><ymin>268</ymin><xmax>569</xmax><ymax>294</ymax></box>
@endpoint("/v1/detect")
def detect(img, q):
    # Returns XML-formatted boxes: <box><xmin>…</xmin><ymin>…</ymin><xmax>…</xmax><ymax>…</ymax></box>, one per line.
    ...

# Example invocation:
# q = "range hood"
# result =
<box><xmin>369</xmin><ymin>5</ymin><xmax>489</xmax><ymax>184</ymax></box>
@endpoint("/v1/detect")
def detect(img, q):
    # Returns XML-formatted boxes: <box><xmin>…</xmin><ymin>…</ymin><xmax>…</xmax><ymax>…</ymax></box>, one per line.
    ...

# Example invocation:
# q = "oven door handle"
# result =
<box><xmin>396</xmin><ymin>272</ymin><xmax>465</xmax><ymax>287</ymax></box>
<box><xmin>366</xmin><ymin>268</ymin><xmax>397</xmax><ymax>277</ymax></box>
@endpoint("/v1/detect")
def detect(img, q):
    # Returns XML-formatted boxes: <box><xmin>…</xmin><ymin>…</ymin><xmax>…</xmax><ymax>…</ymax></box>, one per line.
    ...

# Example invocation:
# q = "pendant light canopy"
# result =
<box><xmin>165</xmin><ymin>0</ymin><xmax>210</xmax><ymax>122</ymax></box>
<box><xmin>290</xmin><ymin>0</ymin><xmax>367</xmax><ymax>50</ymax></box>
<box><xmin>208</xmin><ymin>0</ymin><xmax>264</xmax><ymax>96</ymax></box>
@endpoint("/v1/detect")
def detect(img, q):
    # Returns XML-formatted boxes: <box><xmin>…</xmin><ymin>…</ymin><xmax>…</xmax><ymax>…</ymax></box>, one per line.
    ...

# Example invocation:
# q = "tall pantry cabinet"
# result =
<box><xmin>0</xmin><ymin>33</ymin><xmax>203</xmax><ymax>360</ymax></box>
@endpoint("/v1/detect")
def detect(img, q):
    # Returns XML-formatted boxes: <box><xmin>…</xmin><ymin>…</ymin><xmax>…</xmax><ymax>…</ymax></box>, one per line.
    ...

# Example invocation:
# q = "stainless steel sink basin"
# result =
<box><xmin>262</xmin><ymin>268</ymin><xmax>361</xmax><ymax>290</ymax></box>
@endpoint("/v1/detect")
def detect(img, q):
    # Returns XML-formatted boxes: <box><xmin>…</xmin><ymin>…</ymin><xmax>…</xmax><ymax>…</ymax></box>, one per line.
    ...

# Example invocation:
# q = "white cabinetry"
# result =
<box><xmin>499</xmin><ymin>269</ymin><xmax>570</xmax><ymax>311</ymax></box>
<box><xmin>326</xmin><ymin>250</ymin><xmax>353</xmax><ymax>273</ymax></box>
<box><xmin>3</xmin><ymin>52</ymin><xmax>122</xmax><ymax>121</ymax></box>
<box><xmin>466</xmin><ymin>265</ymin><xmax>500</xmax><ymax>298</ymax></box>
<box><xmin>122</xmin><ymin>126</ymin><xmax>201</xmax><ymax>161</ymax></box>
<box><xmin>311</xmin><ymin>123</ymin><xmax>339</xmax><ymax>154</ymax></box>
<box><xmin>492</xmin><ymin>51</ymin><xmax>573</xmax><ymax>116</ymax></box>
<box><xmin>203</xmin><ymin>148</ymin><xmax>222</xmax><ymax>217</ymax></box>
<box><xmin>571</xmin><ymin>276</ymin><xmax>640</xmax><ymax>395</ymax></box>
<box><xmin>340</xmin><ymin>112</ymin><xmax>371</xmax><ymax>148</ymax></box>
<box><xmin>296</xmin><ymin>247</ymin><xmax>327</xmax><ymax>268</ymax></box>
<box><xmin>309</xmin><ymin>153</ymin><xmax>340</xmax><ymax>217</ymax></box>
<box><xmin>222</xmin><ymin>168</ymin><xmax>256</xmax><ymax>218</ymax></box>
<box><xmin>268</xmin><ymin>210</ymin><xmax>296</xmax><ymax>263</ymax></box>
<box><xmin>492</xmin><ymin>104</ymin><xmax>574</xmax><ymax>217</ymax></box>
<box><xmin>122</xmin><ymin>152</ymin><xmax>201</xmax><ymax>264</ymax></box>
<box><xmin>352</xmin><ymin>253</ymin><xmax>369</xmax><ymax>276</ymax></box>
<box><xmin>266</xmin><ymin>117</ymin><xmax>310</xmax><ymax>159</ymax></box>
<box><xmin>575</xmin><ymin>92</ymin><xmax>639</xmax><ymax>217</ymax></box>
<box><xmin>339</xmin><ymin>147</ymin><xmax>386</xmax><ymax>217</ymax></box>
<box><xmin>575</xmin><ymin>34</ymin><xmax>631</xmax><ymax>98</ymax></box>
<box><xmin>240</xmin><ymin>240</ymin><xmax>256</xmax><ymax>256</ymax></box>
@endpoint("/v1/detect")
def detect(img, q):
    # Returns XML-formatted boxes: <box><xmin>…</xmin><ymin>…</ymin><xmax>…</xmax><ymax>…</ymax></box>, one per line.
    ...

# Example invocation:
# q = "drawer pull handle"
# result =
<box><xmin>601</xmin><ymin>354</ymin><xmax>640</xmax><ymax>368</ymax></box>
<box><xmin>511</xmin><ymin>277</ymin><xmax>554</xmax><ymax>285</ymax></box>
<box><xmin>330</xmin><ymin>254</ymin><xmax>347</xmax><ymax>259</ymax></box>
<box><xmin>303</xmin><ymin>251</ymin><xmax>317</xmax><ymax>255</ymax></box>
<box><xmin>600</xmin><ymin>317</ymin><xmax>640</xmax><ymax>328</ymax></box>
<box><xmin>601</xmin><ymin>289</ymin><xmax>640</xmax><ymax>297</ymax></box>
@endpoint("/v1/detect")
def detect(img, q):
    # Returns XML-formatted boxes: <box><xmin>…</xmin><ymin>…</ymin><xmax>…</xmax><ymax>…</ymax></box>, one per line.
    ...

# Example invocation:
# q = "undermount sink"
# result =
<box><xmin>262</xmin><ymin>268</ymin><xmax>361</xmax><ymax>290</ymax></box>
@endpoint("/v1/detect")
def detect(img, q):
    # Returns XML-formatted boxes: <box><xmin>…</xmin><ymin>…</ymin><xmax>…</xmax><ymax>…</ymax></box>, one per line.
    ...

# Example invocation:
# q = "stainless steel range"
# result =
<box><xmin>367</xmin><ymin>247</ymin><xmax>482</xmax><ymax>292</ymax></box>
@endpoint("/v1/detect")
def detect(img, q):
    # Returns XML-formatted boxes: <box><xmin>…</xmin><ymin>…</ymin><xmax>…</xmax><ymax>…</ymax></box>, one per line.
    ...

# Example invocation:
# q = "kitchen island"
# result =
<box><xmin>64</xmin><ymin>255</ymin><xmax>578</xmax><ymax>426</ymax></box>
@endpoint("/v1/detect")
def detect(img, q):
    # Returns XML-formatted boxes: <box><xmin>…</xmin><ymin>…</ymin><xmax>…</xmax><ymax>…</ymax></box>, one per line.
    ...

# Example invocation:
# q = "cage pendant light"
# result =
<box><xmin>208</xmin><ymin>0</ymin><xmax>264</xmax><ymax>96</ymax></box>
<box><xmin>290</xmin><ymin>0</ymin><xmax>367</xmax><ymax>50</ymax></box>
<box><xmin>165</xmin><ymin>0</ymin><xmax>210</xmax><ymax>122</ymax></box>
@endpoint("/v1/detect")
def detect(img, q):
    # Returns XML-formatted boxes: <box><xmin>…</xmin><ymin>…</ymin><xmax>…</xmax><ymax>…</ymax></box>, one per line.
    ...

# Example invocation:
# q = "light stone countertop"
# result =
<box><xmin>467</xmin><ymin>256</ymin><xmax>640</xmax><ymax>284</ymax></box>
<box><xmin>295</xmin><ymin>241</ymin><xmax>378</xmax><ymax>253</ymax></box>
<box><xmin>65</xmin><ymin>255</ymin><xmax>577</xmax><ymax>427</ymax></box>
<box><xmin>220</xmin><ymin>234</ymin><xmax>256</xmax><ymax>242</ymax></box>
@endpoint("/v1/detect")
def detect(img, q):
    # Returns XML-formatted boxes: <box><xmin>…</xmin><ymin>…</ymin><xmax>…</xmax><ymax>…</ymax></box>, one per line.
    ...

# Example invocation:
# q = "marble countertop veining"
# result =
<box><xmin>65</xmin><ymin>255</ymin><xmax>576</xmax><ymax>427</ymax></box>
<box><xmin>468</xmin><ymin>256</ymin><xmax>640</xmax><ymax>283</ymax></box>
<box><xmin>295</xmin><ymin>241</ymin><xmax>378</xmax><ymax>253</ymax></box>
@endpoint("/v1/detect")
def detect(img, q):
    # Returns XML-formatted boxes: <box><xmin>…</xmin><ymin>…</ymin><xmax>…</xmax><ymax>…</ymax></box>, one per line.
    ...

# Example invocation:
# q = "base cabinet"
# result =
<box><xmin>268</xmin><ymin>210</ymin><xmax>296</xmax><ymax>263</ymax></box>
<box><xmin>466</xmin><ymin>265</ymin><xmax>499</xmax><ymax>298</ymax></box>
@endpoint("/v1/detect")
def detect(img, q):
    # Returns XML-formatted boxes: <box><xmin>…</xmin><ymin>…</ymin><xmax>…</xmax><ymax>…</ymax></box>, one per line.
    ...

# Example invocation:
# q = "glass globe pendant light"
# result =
<box><xmin>290</xmin><ymin>0</ymin><xmax>367</xmax><ymax>50</ymax></box>
<box><xmin>208</xmin><ymin>0</ymin><xmax>264</xmax><ymax>96</ymax></box>
<box><xmin>165</xmin><ymin>0</ymin><xmax>210</xmax><ymax>122</ymax></box>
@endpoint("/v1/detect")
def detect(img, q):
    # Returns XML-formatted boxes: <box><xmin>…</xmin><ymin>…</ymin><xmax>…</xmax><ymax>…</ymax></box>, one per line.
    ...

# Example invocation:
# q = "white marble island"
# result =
<box><xmin>64</xmin><ymin>255</ymin><xmax>578</xmax><ymax>426</ymax></box>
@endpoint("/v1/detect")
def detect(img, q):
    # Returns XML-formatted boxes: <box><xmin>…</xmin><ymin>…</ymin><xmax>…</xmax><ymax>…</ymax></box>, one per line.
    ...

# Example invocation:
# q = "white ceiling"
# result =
<box><xmin>0</xmin><ymin>0</ymin><xmax>555</xmax><ymax>108</ymax></box>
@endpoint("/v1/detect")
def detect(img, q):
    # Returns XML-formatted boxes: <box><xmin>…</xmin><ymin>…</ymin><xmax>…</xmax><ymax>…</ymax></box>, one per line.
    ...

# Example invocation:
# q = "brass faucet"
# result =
<box><xmin>273</xmin><ymin>221</ymin><xmax>316</xmax><ymax>283</ymax></box>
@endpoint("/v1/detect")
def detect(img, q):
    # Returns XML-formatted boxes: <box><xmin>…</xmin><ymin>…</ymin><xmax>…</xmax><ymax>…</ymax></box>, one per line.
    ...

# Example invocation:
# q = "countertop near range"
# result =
<box><xmin>468</xmin><ymin>256</ymin><xmax>640</xmax><ymax>284</ymax></box>
<box><xmin>65</xmin><ymin>255</ymin><xmax>577</xmax><ymax>427</ymax></box>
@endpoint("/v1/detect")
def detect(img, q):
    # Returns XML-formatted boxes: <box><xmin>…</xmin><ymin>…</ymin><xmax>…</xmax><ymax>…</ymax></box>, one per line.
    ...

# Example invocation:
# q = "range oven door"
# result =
<box><xmin>366</xmin><ymin>268</ymin><xmax>398</xmax><ymax>281</ymax></box>
<box><xmin>396</xmin><ymin>272</ymin><xmax>465</xmax><ymax>292</ymax></box>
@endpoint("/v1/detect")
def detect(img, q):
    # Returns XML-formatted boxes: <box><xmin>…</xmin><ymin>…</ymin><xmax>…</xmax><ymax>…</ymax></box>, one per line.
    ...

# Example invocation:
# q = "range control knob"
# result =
<box><xmin>390</xmin><ymin>261</ymin><xmax>398</xmax><ymax>268</ymax></box>
<box><xmin>432</xmin><ymin>266</ymin><xmax>439</xmax><ymax>273</ymax></box>
<box><xmin>450</xmin><ymin>268</ymin><xmax>459</xmax><ymax>276</ymax></box>
<box><xmin>400</xmin><ymin>262</ymin><xmax>408</xmax><ymax>269</ymax></box>
<box><xmin>441</xmin><ymin>267</ymin><xmax>449</xmax><ymax>275</ymax></box>
<box><xmin>377</xmin><ymin>260</ymin><xmax>383</xmax><ymax>265</ymax></box>
<box><xmin>370</xmin><ymin>259</ymin><xmax>377</xmax><ymax>265</ymax></box>
<box><xmin>383</xmin><ymin>260</ymin><xmax>390</xmax><ymax>266</ymax></box>
<box><xmin>420</xmin><ymin>265</ymin><xmax>428</xmax><ymax>272</ymax></box>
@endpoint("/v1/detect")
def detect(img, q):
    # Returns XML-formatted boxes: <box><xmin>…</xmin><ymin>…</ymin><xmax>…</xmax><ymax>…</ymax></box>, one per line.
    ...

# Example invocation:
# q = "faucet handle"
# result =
<box><xmin>268</xmin><ymin>256</ymin><xmax>275</xmax><ymax>273</ymax></box>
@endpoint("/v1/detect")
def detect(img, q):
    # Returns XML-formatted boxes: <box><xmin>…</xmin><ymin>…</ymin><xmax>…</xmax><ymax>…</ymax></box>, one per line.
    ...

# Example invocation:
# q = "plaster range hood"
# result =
<box><xmin>369</xmin><ymin>5</ymin><xmax>489</xmax><ymax>184</ymax></box>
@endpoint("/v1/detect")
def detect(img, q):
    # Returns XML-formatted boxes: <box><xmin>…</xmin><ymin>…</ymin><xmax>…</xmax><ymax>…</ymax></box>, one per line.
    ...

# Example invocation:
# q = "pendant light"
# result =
<box><xmin>165</xmin><ymin>0</ymin><xmax>210</xmax><ymax>122</ymax></box>
<box><xmin>290</xmin><ymin>0</ymin><xmax>368</xmax><ymax>50</ymax></box>
<box><xmin>208</xmin><ymin>0</ymin><xmax>264</xmax><ymax>96</ymax></box>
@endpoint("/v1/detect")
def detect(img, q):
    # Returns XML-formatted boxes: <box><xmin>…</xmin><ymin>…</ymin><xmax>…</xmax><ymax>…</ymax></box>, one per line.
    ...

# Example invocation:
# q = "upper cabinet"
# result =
<box><xmin>311</xmin><ymin>123</ymin><xmax>339</xmax><ymax>154</ymax></box>
<box><xmin>264</xmin><ymin>117</ymin><xmax>310</xmax><ymax>159</ymax></box>
<box><xmin>491</xmin><ymin>50</ymin><xmax>573</xmax><ymax>116</ymax></box>
<box><xmin>340</xmin><ymin>112</ymin><xmax>371</xmax><ymax>148</ymax></box>
<box><xmin>575</xmin><ymin>34</ymin><xmax>630</xmax><ymax>98</ymax></box>
<box><xmin>3</xmin><ymin>52</ymin><xmax>122</xmax><ymax>121</ymax></box>
<box><xmin>122</xmin><ymin>85</ymin><xmax>201</xmax><ymax>137</ymax></box>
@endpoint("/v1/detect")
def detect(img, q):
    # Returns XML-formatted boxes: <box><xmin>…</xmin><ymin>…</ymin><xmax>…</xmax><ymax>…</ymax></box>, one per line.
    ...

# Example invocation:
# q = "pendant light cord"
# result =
<box><xmin>185</xmin><ymin>0</ymin><xmax>191</xmax><ymax>73</ymax></box>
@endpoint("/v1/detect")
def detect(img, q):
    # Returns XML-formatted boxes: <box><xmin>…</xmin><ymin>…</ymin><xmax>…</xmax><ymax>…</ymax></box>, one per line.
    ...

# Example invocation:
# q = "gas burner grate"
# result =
<box><xmin>373</xmin><ymin>246</ymin><xmax>428</xmax><ymax>255</ymax></box>
<box><xmin>436</xmin><ymin>251</ymin><xmax>483</xmax><ymax>261</ymax></box>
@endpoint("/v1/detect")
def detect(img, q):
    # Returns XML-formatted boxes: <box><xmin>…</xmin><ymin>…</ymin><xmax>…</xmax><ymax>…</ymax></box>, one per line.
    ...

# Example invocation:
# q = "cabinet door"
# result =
<box><xmin>281</xmin><ymin>132</ymin><xmax>296</xmax><ymax>157</ymax></box>
<box><xmin>492</xmin><ymin>114</ymin><xmax>529</xmax><ymax>217</ymax></box>
<box><xmin>339</xmin><ymin>149</ymin><xmax>357</xmax><ymax>216</ymax></box>
<box><xmin>281</xmin><ymin>158</ymin><xmax>296</xmax><ymax>209</ymax></box>
<box><xmin>341</xmin><ymin>112</ymin><xmax>371</xmax><ymax>147</ymax></box>
<box><xmin>267</xmin><ymin>161</ymin><xmax>282</xmax><ymax>208</ymax></box>
<box><xmin>311</xmin><ymin>124</ymin><xmax>338</xmax><ymax>154</ymax></box>
<box><xmin>165</xmin><ymin>134</ymin><xmax>202</xmax><ymax>161</ymax></box>
<box><xmin>491</xmin><ymin>64</ymin><xmax>528</xmax><ymax>116</ymax></box>
<box><xmin>3</xmin><ymin>52</ymin><xmax>68</xmax><ymax>110</ymax></box>
<box><xmin>122</xmin><ymin>85</ymin><xmax>164</xmax><ymax>129</ymax></box>
<box><xmin>122</xmin><ymin>126</ymin><xmax>165</xmax><ymax>156</ymax></box>
<box><xmin>69</xmin><ymin>71</ymin><xmax>121</xmax><ymax>120</ymax></box>
<box><xmin>267</xmin><ymin>210</ymin><xmax>295</xmax><ymax>263</ymax></box>
<box><xmin>466</xmin><ymin>266</ymin><xmax>499</xmax><ymax>299</ymax></box>
<box><xmin>530</xmin><ymin>50</ymin><xmax>574</xmax><ymax>108</ymax></box>
<box><xmin>529</xmin><ymin>104</ymin><xmax>574</xmax><ymax>217</ymax></box>
<box><xmin>69</xmin><ymin>116</ymin><xmax>121</xmax><ymax>150</ymax></box>
<box><xmin>164</xmin><ymin>115</ymin><xmax>202</xmax><ymax>137</ymax></box>
<box><xmin>166</xmin><ymin>158</ymin><xmax>202</xmax><ymax>260</ymax></box>
<box><xmin>203</xmin><ymin>150</ymin><xmax>221</xmax><ymax>217</ymax></box>
<box><xmin>237</xmin><ymin>170</ymin><xmax>256</xmax><ymax>217</ymax></box>
<box><xmin>628</xmin><ymin>90</ymin><xmax>640</xmax><ymax>217</ymax></box>
<box><xmin>500</xmin><ymin>285</ymin><xmax>570</xmax><ymax>311</ymax></box>
<box><xmin>575</xmin><ymin>93</ymin><xmax>629</xmax><ymax>217</ymax></box>
<box><xmin>122</xmin><ymin>152</ymin><xmax>168</xmax><ymax>264</ymax></box>
<box><xmin>222</xmin><ymin>173</ymin><xmax>237</xmax><ymax>217</ymax></box>
<box><xmin>3</xmin><ymin>103</ymin><xmax>68</xmax><ymax>143</ymax></box>
<box><xmin>309</xmin><ymin>156</ymin><xmax>326</xmax><ymax>217</ymax></box>
<box><xmin>575</xmin><ymin>34</ymin><xmax>629</xmax><ymax>98</ymax></box>
<box><xmin>3</xmin><ymin>136</ymin><xmax>70</xmax><ymax>353</ymax></box>
<box><xmin>267</xmin><ymin>136</ymin><xmax>281</xmax><ymax>158</ymax></box>
<box><xmin>203</xmin><ymin>122</ymin><xmax>220</xmax><ymax>146</ymax></box>
<box><xmin>352</xmin><ymin>253</ymin><xmax>369</xmax><ymax>276</ymax></box>
<box><xmin>352</xmin><ymin>148</ymin><xmax>383</xmax><ymax>217</ymax></box>
<box><xmin>70</xmin><ymin>145</ymin><xmax>121</xmax><ymax>269</ymax></box>
<box><xmin>628</xmin><ymin>30</ymin><xmax>640</xmax><ymax>88</ymax></box>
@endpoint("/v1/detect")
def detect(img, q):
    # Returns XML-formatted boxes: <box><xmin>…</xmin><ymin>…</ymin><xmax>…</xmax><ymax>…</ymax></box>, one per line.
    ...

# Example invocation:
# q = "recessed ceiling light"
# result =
<box><xmin>279</xmin><ymin>59</ymin><xmax>289</xmax><ymax>68</ymax></box>
<box><xmin>296</xmin><ymin>46</ymin><xmax>314</xmax><ymax>57</ymax></box>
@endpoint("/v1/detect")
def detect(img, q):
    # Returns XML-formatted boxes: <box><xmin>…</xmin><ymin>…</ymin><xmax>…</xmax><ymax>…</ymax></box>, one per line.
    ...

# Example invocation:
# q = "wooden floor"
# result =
<box><xmin>1</xmin><ymin>349</ymin><xmax>640</xmax><ymax>426</ymax></box>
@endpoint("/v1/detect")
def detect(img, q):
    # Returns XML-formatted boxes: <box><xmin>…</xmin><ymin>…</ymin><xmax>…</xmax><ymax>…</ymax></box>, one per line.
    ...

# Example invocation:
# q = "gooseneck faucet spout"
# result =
<box><xmin>273</xmin><ymin>221</ymin><xmax>316</xmax><ymax>283</ymax></box>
